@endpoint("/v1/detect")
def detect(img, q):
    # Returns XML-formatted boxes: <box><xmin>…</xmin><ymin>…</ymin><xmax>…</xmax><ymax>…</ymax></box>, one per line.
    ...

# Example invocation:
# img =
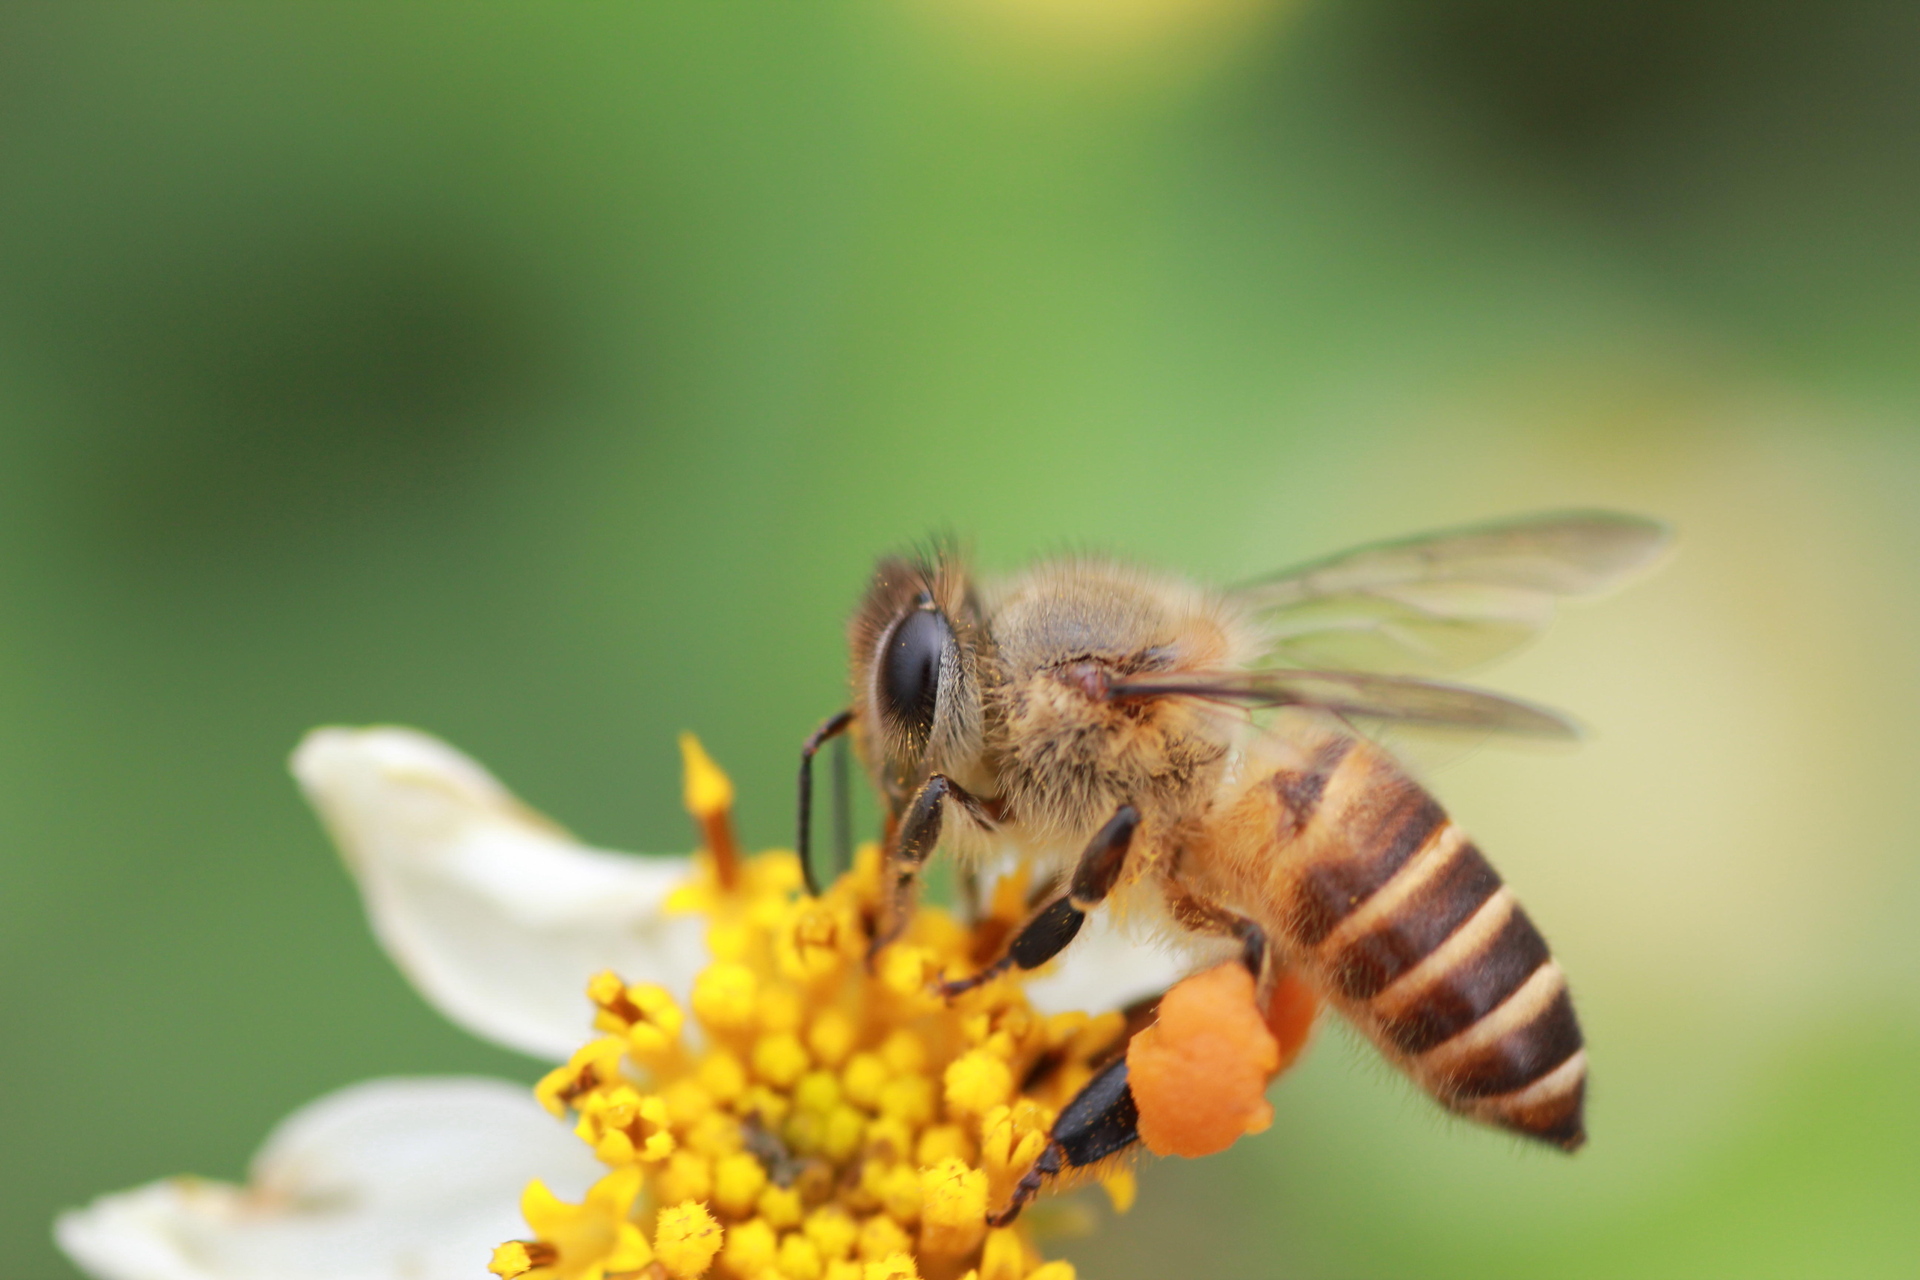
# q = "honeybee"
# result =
<box><xmin>798</xmin><ymin>512</ymin><xmax>1669</xmax><ymax>1219</ymax></box>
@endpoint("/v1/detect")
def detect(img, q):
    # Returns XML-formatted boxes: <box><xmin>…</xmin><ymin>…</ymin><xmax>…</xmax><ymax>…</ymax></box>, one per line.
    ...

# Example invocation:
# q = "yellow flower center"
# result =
<box><xmin>490</xmin><ymin>738</ymin><xmax>1132</xmax><ymax>1280</ymax></box>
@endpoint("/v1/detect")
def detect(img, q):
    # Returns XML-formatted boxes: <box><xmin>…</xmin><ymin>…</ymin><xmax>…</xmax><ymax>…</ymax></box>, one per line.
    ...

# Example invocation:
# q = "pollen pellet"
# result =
<box><xmin>1127</xmin><ymin>962</ymin><xmax>1282</xmax><ymax>1159</ymax></box>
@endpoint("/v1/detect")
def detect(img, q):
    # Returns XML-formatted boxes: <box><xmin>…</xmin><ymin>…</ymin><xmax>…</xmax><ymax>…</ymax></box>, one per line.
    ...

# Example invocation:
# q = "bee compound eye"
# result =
<box><xmin>878</xmin><ymin>603</ymin><xmax>951</xmax><ymax>742</ymax></box>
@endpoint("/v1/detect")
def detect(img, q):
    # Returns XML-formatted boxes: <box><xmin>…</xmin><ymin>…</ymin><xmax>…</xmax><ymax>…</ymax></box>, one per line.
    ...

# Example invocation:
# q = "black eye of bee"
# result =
<box><xmin>878</xmin><ymin>598</ymin><xmax>951</xmax><ymax>742</ymax></box>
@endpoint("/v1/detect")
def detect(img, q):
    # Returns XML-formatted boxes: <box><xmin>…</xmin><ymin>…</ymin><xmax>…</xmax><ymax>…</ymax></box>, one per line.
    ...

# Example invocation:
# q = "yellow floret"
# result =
<box><xmin>841</xmin><ymin>1052</ymin><xmax>889</xmax><ymax>1110</ymax></box>
<box><xmin>712</xmin><ymin>1151</ymin><xmax>769</xmax><ymax>1218</ymax></box>
<box><xmin>1028</xmin><ymin>1264</ymin><xmax>1077</xmax><ymax>1280</ymax></box>
<box><xmin>806</xmin><ymin>1007</ymin><xmax>857</xmax><ymax>1067</ymax></box>
<box><xmin>864</xmin><ymin>1253</ymin><xmax>920</xmax><ymax>1280</ymax></box>
<box><xmin>979</xmin><ymin>1228</ymin><xmax>1029</xmax><ymax>1280</ymax></box>
<box><xmin>721</xmin><ymin>1216</ymin><xmax>778</xmax><ymax>1276</ymax></box>
<box><xmin>943</xmin><ymin>1049</ymin><xmax>1014</xmax><ymax>1119</ymax></box>
<box><xmin>857</xmin><ymin>1213</ymin><xmax>914</xmax><ymax>1262</ymax></box>
<box><xmin>779</xmin><ymin>1231</ymin><xmax>826</xmax><ymax>1280</ymax></box>
<box><xmin>697</xmin><ymin>1049</ymin><xmax>749</xmax><ymax>1104</ymax></box>
<box><xmin>656</xmin><ymin>1201</ymin><xmax>724</xmax><ymax>1278</ymax></box>
<box><xmin>657</xmin><ymin>1151</ymin><xmax>712</xmax><ymax>1206</ymax></box>
<box><xmin>691</xmin><ymin>962</ymin><xmax>758</xmax><ymax>1031</ymax></box>
<box><xmin>757</xmin><ymin>1183</ymin><xmax>805</xmax><ymax>1230</ymax></box>
<box><xmin>914</xmin><ymin>1123</ymin><xmax>974</xmax><ymax>1169</ymax></box>
<box><xmin>917</xmin><ymin>1157</ymin><xmax>989</xmax><ymax>1257</ymax></box>
<box><xmin>753</xmin><ymin>1031</ymin><xmax>811</xmax><ymax>1087</ymax></box>
<box><xmin>877</xmin><ymin>1074</ymin><xmax>936</xmax><ymax>1128</ymax></box>
<box><xmin>803</xmin><ymin>1206</ymin><xmax>859</xmax><ymax>1261</ymax></box>
<box><xmin>793</xmin><ymin>1069</ymin><xmax>843</xmax><ymax>1115</ymax></box>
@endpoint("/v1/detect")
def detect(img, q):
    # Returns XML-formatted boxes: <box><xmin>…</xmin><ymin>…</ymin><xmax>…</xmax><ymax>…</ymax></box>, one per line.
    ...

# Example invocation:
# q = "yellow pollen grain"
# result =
<box><xmin>821</xmin><ymin>1104</ymin><xmax>867</xmax><ymax>1162</ymax></box>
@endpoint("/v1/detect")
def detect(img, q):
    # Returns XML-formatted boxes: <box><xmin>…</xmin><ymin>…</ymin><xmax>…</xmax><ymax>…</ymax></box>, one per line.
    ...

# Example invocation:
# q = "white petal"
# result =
<box><xmin>57</xmin><ymin>1076</ymin><xmax>600</xmax><ymax>1280</ymax></box>
<box><xmin>291</xmin><ymin>726</ymin><xmax>707</xmax><ymax>1060</ymax></box>
<box><xmin>1022</xmin><ymin>907</ymin><xmax>1235</xmax><ymax>1016</ymax></box>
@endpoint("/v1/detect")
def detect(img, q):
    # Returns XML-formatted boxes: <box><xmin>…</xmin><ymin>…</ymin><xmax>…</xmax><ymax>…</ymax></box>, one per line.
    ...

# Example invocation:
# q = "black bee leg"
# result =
<box><xmin>940</xmin><ymin>805</ymin><xmax>1139</xmax><ymax>998</ymax></box>
<box><xmin>989</xmin><ymin>1055</ymin><xmax>1140</xmax><ymax>1226</ymax></box>
<box><xmin>796</xmin><ymin>709</ymin><xmax>854</xmax><ymax>897</ymax></box>
<box><xmin>1166</xmin><ymin>884</ymin><xmax>1274</xmax><ymax>997</ymax></box>
<box><xmin>871</xmin><ymin>773</ymin><xmax>997</xmax><ymax>959</ymax></box>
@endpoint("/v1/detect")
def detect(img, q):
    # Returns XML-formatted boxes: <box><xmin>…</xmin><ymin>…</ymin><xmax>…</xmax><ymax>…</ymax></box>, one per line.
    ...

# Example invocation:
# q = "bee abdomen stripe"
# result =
<box><xmin>1378</xmin><ymin>903</ymin><xmax>1552</xmax><ymax>1055</ymax></box>
<box><xmin>1269</xmin><ymin>737</ymin><xmax>1354</xmax><ymax>837</ymax></box>
<box><xmin>1327</xmin><ymin>837</ymin><xmax>1502</xmax><ymax>1001</ymax></box>
<box><xmin>1423</xmin><ymin>967</ymin><xmax>1583</xmax><ymax>1101</ymax></box>
<box><xmin>1471</xmin><ymin>1049</ymin><xmax>1588</xmax><ymax>1151</ymax></box>
<box><xmin>1285</xmin><ymin>766</ymin><xmax>1447</xmax><ymax>947</ymax></box>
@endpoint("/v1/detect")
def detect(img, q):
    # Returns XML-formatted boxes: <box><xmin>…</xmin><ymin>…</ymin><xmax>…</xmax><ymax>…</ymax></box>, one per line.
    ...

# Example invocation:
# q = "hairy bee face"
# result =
<box><xmin>848</xmin><ymin>554</ymin><xmax>987</xmax><ymax>808</ymax></box>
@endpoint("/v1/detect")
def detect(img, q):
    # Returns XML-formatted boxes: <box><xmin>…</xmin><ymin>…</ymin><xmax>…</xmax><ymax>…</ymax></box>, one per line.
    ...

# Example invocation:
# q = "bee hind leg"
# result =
<box><xmin>988</xmin><ymin>1055</ymin><xmax>1140</xmax><ymax>1226</ymax></box>
<box><xmin>938</xmin><ymin>804</ymin><xmax>1140</xmax><ymax>998</ymax></box>
<box><xmin>1164</xmin><ymin>884</ymin><xmax>1274</xmax><ymax>998</ymax></box>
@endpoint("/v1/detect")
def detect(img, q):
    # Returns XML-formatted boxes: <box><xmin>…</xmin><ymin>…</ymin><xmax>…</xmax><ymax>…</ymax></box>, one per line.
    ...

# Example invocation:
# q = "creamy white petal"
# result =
<box><xmin>56</xmin><ymin>1076</ymin><xmax>599</xmax><ymax>1280</ymax></box>
<box><xmin>1022</xmin><ymin>905</ymin><xmax>1234</xmax><ymax>1016</ymax></box>
<box><xmin>291</xmin><ymin>726</ymin><xmax>707</xmax><ymax>1060</ymax></box>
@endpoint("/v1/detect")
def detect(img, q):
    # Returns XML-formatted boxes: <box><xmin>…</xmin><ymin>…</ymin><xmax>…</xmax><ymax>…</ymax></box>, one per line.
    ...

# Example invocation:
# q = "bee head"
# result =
<box><xmin>849</xmin><ymin>551</ymin><xmax>985</xmax><ymax>807</ymax></box>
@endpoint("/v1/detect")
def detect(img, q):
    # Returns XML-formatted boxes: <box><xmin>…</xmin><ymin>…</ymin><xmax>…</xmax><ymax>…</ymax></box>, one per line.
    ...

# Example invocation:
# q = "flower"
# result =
<box><xmin>54</xmin><ymin>728</ymin><xmax>1211</xmax><ymax>1280</ymax></box>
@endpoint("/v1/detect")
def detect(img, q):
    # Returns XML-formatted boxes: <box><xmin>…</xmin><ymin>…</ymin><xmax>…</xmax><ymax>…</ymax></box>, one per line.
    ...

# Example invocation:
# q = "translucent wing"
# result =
<box><xmin>1108</xmin><ymin>669</ymin><xmax>1579</xmax><ymax>739</ymax></box>
<box><xmin>1236</xmin><ymin>511</ymin><xmax>1672</xmax><ymax>675</ymax></box>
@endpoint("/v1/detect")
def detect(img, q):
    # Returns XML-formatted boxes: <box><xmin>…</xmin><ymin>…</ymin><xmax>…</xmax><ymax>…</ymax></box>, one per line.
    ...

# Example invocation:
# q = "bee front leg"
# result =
<box><xmin>871</xmin><ymin>773</ymin><xmax>996</xmax><ymax>960</ymax></box>
<box><xmin>939</xmin><ymin>804</ymin><xmax>1139</xmax><ymax>998</ymax></box>
<box><xmin>989</xmin><ymin>1054</ymin><xmax>1139</xmax><ymax>1226</ymax></box>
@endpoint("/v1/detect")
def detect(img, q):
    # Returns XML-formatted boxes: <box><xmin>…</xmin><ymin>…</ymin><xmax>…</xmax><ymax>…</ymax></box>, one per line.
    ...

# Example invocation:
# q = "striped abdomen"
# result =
<box><xmin>1263</xmin><ymin>736</ymin><xmax>1587</xmax><ymax>1150</ymax></box>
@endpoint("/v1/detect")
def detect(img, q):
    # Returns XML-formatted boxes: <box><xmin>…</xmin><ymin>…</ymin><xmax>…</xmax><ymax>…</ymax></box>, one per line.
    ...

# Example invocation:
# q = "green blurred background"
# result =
<box><xmin>4</xmin><ymin>2</ymin><xmax>1918</xmax><ymax>1276</ymax></box>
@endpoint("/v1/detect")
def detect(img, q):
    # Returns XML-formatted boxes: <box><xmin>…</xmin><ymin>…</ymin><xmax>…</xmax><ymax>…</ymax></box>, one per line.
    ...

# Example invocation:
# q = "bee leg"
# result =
<box><xmin>939</xmin><ymin>804</ymin><xmax>1139</xmax><ymax>997</ymax></box>
<box><xmin>796</xmin><ymin>709</ymin><xmax>854</xmax><ymax>897</ymax></box>
<box><xmin>1165</xmin><ymin>885</ymin><xmax>1273</xmax><ymax>997</ymax></box>
<box><xmin>870</xmin><ymin>772</ymin><xmax>996</xmax><ymax>959</ymax></box>
<box><xmin>989</xmin><ymin>1055</ymin><xmax>1139</xmax><ymax>1226</ymax></box>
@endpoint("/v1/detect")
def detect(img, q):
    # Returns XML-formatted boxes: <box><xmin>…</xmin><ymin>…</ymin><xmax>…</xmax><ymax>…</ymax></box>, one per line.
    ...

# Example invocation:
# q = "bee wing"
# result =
<box><xmin>1108</xmin><ymin>669</ymin><xmax>1580</xmax><ymax>740</ymax></box>
<box><xmin>1235</xmin><ymin>510</ymin><xmax>1672</xmax><ymax>675</ymax></box>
